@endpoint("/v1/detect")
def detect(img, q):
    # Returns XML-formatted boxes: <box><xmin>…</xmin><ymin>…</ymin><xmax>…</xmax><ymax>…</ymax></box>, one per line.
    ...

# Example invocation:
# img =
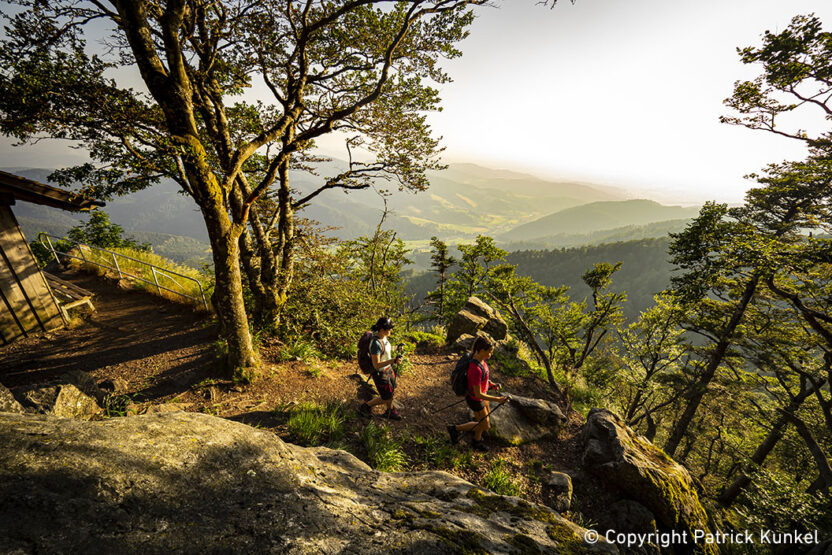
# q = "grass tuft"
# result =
<box><xmin>482</xmin><ymin>458</ymin><xmax>521</xmax><ymax>496</ymax></box>
<box><xmin>285</xmin><ymin>401</ymin><xmax>348</xmax><ymax>446</ymax></box>
<box><xmin>361</xmin><ymin>421</ymin><xmax>408</xmax><ymax>471</ymax></box>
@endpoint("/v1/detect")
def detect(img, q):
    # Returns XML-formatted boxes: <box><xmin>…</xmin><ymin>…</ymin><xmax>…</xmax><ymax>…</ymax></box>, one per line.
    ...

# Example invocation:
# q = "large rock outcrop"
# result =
<box><xmin>447</xmin><ymin>297</ymin><xmax>508</xmax><ymax>345</ymax></box>
<box><xmin>582</xmin><ymin>408</ymin><xmax>715</xmax><ymax>554</ymax></box>
<box><xmin>0</xmin><ymin>383</ymin><xmax>24</xmax><ymax>414</ymax></box>
<box><xmin>473</xmin><ymin>394</ymin><xmax>566</xmax><ymax>445</ymax></box>
<box><xmin>0</xmin><ymin>412</ymin><xmax>617</xmax><ymax>554</ymax></box>
<box><xmin>22</xmin><ymin>383</ymin><xmax>102</xmax><ymax>420</ymax></box>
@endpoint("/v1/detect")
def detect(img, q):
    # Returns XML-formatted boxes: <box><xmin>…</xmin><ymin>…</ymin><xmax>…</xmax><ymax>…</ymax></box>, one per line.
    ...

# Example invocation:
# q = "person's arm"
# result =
<box><xmin>468</xmin><ymin>363</ymin><xmax>507</xmax><ymax>403</ymax></box>
<box><xmin>370</xmin><ymin>339</ymin><xmax>391</xmax><ymax>371</ymax></box>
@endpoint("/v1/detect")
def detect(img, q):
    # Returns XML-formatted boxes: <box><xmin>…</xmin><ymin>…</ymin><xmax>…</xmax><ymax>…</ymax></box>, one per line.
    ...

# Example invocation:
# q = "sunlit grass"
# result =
<box><xmin>67</xmin><ymin>245</ymin><xmax>212</xmax><ymax>310</ymax></box>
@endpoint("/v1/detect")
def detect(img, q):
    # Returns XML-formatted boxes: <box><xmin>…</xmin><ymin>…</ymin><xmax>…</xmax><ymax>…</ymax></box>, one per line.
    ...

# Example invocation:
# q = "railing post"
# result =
<box><xmin>79</xmin><ymin>244</ymin><xmax>87</xmax><ymax>263</ymax></box>
<box><xmin>151</xmin><ymin>266</ymin><xmax>161</xmax><ymax>296</ymax></box>
<box><xmin>112</xmin><ymin>252</ymin><xmax>123</xmax><ymax>280</ymax></box>
<box><xmin>197</xmin><ymin>282</ymin><xmax>209</xmax><ymax>312</ymax></box>
<box><xmin>44</xmin><ymin>234</ymin><xmax>59</xmax><ymax>264</ymax></box>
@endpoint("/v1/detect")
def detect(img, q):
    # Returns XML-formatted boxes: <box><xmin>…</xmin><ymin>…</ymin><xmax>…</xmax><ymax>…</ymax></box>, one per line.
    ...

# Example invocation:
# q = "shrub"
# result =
<box><xmin>401</xmin><ymin>330</ymin><xmax>445</xmax><ymax>352</ymax></box>
<box><xmin>277</xmin><ymin>222</ymin><xmax>413</xmax><ymax>359</ymax></box>
<box><xmin>361</xmin><ymin>422</ymin><xmax>408</xmax><ymax>471</ymax></box>
<box><xmin>275</xmin><ymin>340</ymin><xmax>322</xmax><ymax>363</ymax></box>
<box><xmin>482</xmin><ymin>458</ymin><xmax>521</xmax><ymax>496</ymax></box>
<box><xmin>285</xmin><ymin>401</ymin><xmax>347</xmax><ymax>446</ymax></box>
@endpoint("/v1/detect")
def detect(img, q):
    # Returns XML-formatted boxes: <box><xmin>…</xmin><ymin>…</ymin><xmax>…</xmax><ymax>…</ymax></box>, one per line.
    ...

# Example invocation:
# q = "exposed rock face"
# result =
<box><xmin>98</xmin><ymin>377</ymin><xmax>129</xmax><ymax>396</ymax></box>
<box><xmin>473</xmin><ymin>394</ymin><xmax>566</xmax><ymax>445</ymax></box>
<box><xmin>62</xmin><ymin>370</ymin><xmax>107</xmax><ymax>404</ymax></box>
<box><xmin>0</xmin><ymin>412</ymin><xmax>618</xmax><ymax>554</ymax></box>
<box><xmin>0</xmin><ymin>383</ymin><xmax>24</xmax><ymax>414</ymax></box>
<box><xmin>598</xmin><ymin>499</ymin><xmax>658</xmax><ymax>541</ymax></box>
<box><xmin>545</xmin><ymin>471</ymin><xmax>573</xmax><ymax>512</ymax></box>
<box><xmin>582</xmin><ymin>408</ymin><xmax>715</xmax><ymax>554</ymax></box>
<box><xmin>447</xmin><ymin>297</ymin><xmax>508</xmax><ymax>345</ymax></box>
<box><xmin>22</xmin><ymin>383</ymin><xmax>102</xmax><ymax>420</ymax></box>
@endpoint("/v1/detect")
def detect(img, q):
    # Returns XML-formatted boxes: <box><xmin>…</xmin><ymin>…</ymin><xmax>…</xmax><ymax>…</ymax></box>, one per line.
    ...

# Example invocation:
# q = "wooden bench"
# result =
<box><xmin>43</xmin><ymin>271</ymin><xmax>96</xmax><ymax>321</ymax></box>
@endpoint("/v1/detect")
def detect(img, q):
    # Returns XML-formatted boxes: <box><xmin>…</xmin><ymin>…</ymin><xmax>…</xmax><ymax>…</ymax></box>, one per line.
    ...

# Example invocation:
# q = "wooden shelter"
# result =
<box><xmin>0</xmin><ymin>170</ymin><xmax>103</xmax><ymax>345</ymax></box>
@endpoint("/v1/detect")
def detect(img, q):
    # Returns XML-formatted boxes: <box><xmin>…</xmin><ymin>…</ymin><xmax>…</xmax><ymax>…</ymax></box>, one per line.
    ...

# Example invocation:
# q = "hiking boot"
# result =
<box><xmin>447</xmin><ymin>424</ymin><xmax>460</xmax><ymax>445</ymax></box>
<box><xmin>471</xmin><ymin>439</ymin><xmax>489</xmax><ymax>452</ymax></box>
<box><xmin>358</xmin><ymin>403</ymin><xmax>372</xmax><ymax>417</ymax></box>
<box><xmin>383</xmin><ymin>408</ymin><xmax>403</xmax><ymax>421</ymax></box>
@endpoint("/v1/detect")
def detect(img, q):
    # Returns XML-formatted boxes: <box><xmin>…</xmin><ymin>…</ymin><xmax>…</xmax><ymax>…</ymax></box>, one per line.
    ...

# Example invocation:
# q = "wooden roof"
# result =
<box><xmin>0</xmin><ymin>170</ymin><xmax>105</xmax><ymax>211</ymax></box>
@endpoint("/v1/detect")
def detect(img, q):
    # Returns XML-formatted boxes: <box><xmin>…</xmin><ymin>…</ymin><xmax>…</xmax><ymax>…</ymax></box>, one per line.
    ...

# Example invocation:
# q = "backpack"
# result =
<box><xmin>451</xmin><ymin>353</ymin><xmax>479</xmax><ymax>396</ymax></box>
<box><xmin>357</xmin><ymin>331</ymin><xmax>375</xmax><ymax>375</ymax></box>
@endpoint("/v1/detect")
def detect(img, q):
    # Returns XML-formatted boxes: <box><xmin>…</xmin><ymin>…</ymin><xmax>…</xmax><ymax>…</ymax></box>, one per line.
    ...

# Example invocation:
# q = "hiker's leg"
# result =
<box><xmin>456</xmin><ymin>420</ymin><xmax>479</xmax><ymax>432</ymax></box>
<box><xmin>473</xmin><ymin>403</ymin><xmax>490</xmax><ymax>441</ymax></box>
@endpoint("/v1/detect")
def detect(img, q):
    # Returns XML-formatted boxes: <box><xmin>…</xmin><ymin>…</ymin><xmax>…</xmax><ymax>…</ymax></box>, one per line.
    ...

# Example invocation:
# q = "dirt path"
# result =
<box><xmin>0</xmin><ymin>269</ymin><xmax>216</xmax><ymax>400</ymax></box>
<box><xmin>1</xmin><ymin>269</ymin><xmax>615</xmax><ymax>522</ymax></box>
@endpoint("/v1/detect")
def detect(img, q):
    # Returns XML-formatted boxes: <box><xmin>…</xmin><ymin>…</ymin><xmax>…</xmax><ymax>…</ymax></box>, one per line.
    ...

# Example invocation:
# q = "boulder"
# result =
<box><xmin>98</xmin><ymin>377</ymin><xmax>129</xmax><ymax>395</ymax></box>
<box><xmin>0</xmin><ymin>412</ymin><xmax>618</xmax><ymax>554</ymax></box>
<box><xmin>447</xmin><ymin>310</ymin><xmax>489</xmax><ymax>345</ymax></box>
<box><xmin>451</xmin><ymin>333</ymin><xmax>478</xmax><ymax>352</ymax></box>
<box><xmin>471</xmin><ymin>394</ymin><xmax>566</xmax><ymax>445</ymax></box>
<box><xmin>62</xmin><ymin>370</ymin><xmax>106</xmax><ymax>404</ymax></box>
<box><xmin>582</xmin><ymin>408</ymin><xmax>715</xmax><ymax>554</ymax></box>
<box><xmin>22</xmin><ymin>384</ymin><xmax>102</xmax><ymax>420</ymax></box>
<box><xmin>447</xmin><ymin>297</ymin><xmax>508</xmax><ymax>344</ymax></box>
<box><xmin>545</xmin><ymin>471</ymin><xmax>573</xmax><ymax>512</ymax></box>
<box><xmin>599</xmin><ymin>499</ymin><xmax>657</xmax><ymax>534</ymax></box>
<box><xmin>0</xmin><ymin>383</ymin><xmax>24</xmax><ymax>414</ymax></box>
<box><xmin>143</xmin><ymin>403</ymin><xmax>189</xmax><ymax>414</ymax></box>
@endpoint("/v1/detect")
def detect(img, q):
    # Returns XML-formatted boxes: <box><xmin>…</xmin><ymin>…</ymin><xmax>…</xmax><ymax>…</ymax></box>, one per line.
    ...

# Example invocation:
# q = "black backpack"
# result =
<box><xmin>357</xmin><ymin>331</ymin><xmax>375</xmax><ymax>375</ymax></box>
<box><xmin>451</xmin><ymin>353</ymin><xmax>479</xmax><ymax>396</ymax></box>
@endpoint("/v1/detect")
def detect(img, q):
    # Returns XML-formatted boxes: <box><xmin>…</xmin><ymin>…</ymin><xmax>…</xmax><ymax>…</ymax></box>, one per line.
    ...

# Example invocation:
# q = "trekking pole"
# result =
<box><xmin>431</xmin><ymin>398</ymin><xmax>466</xmax><ymax>415</ymax></box>
<box><xmin>473</xmin><ymin>394</ymin><xmax>511</xmax><ymax>426</ymax></box>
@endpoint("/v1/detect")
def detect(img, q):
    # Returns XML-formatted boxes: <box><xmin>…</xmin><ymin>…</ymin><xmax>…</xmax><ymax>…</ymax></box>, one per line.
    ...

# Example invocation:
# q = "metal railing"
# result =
<box><xmin>38</xmin><ymin>233</ymin><xmax>209</xmax><ymax>311</ymax></box>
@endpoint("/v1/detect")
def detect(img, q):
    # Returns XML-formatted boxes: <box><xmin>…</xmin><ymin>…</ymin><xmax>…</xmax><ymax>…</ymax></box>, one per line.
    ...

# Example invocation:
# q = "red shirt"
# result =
<box><xmin>466</xmin><ymin>360</ymin><xmax>489</xmax><ymax>400</ymax></box>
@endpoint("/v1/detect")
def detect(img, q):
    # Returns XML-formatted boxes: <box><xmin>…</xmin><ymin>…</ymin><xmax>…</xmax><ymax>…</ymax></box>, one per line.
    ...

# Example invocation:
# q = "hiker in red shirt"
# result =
<box><xmin>447</xmin><ymin>336</ymin><xmax>509</xmax><ymax>452</ymax></box>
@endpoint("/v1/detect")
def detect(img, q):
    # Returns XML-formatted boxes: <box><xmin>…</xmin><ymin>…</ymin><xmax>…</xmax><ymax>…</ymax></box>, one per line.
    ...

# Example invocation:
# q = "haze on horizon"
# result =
<box><xmin>2</xmin><ymin>0</ymin><xmax>832</xmax><ymax>205</ymax></box>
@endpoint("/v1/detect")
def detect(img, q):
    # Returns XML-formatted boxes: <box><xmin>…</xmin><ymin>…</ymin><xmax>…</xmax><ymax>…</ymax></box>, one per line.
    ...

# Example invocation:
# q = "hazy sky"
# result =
<box><xmin>2</xmin><ymin>0</ymin><xmax>832</xmax><ymax>204</ymax></box>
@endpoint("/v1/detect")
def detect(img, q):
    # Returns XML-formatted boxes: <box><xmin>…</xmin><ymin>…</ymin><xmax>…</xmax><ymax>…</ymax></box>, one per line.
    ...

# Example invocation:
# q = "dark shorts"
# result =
<box><xmin>466</xmin><ymin>397</ymin><xmax>486</xmax><ymax>413</ymax></box>
<box><xmin>372</xmin><ymin>369</ymin><xmax>397</xmax><ymax>401</ymax></box>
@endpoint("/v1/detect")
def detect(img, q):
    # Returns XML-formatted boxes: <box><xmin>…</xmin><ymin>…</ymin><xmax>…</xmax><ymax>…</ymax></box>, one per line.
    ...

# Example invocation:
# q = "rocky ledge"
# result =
<box><xmin>0</xmin><ymin>411</ymin><xmax>616</xmax><ymax>554</ymax></box>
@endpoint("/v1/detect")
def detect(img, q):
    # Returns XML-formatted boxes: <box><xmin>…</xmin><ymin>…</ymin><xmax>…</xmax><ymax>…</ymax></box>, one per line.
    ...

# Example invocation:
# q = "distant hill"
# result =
<box><xmin>5</xmin><ymin>163</ymin><xmax>637</xmax><ymax>250</ymax></box>
<box><xmin>407</xmin><ymin>238</ymin><xmax>674</xmax><ymax>322</ymax></box>
<box><xmin>296</xmin><ymin>162</ymin><xmax>627</xmax><ymax>241</ymax></box>
<box><xmin>501</xmin><ymin>218</ymin><xmax>692</xmax><ymax>251</ymax></box>
<box><xmin>501</xmin><ymin>199</ymin><xmax>701</xmax><ymax>242</ymax></box>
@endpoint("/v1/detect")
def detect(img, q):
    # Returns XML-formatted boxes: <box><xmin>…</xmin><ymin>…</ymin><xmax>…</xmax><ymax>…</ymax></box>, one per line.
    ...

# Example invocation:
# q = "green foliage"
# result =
<box><xmin>425</xmin><ymin>236</ymin><xmax>456</xmax><ymax>322</ymax></box>
<box><xmin>736</xmin><ymin>469</ymin><xmax>832</xmax><ymax>533</ymax></box>
<box><xmin>441</xmin><ymin>235</ymin><xmax>507</xmax><ymax>321</ymax></box>
<box><xmin>279</xmin><ymin>223</ymin><xmax>413</xmax><ymax>359</ymax></box>
<box><xmin>400</xmin><ymin>330</ymin><xmax>445</xmax><ymax>352</ymax></box>
<box><xmin>285</xmin><ymin>402</ymin><xmax>348</xmax><ymax>447</ymax></box>
<box><xmin>487</xmin><ymin>257</ymin><xmax>625</xmax><ymax>404</ymax></box>
<box><xmin>67</xmin><ymin>211</ymin><xmax>150</xmax><ymax>252</ymax></box>
<box><xmin>412</xmin><ymin>434</ymin><xmax>456</xmax><ymax>468</ymax></box>
<box><xmin>722</xmin><ymin>13</ymin><xmax>832</xmax><ymax>158</ymax></box>
<box><xmin>360</xmin><ymin>422</ymin><xmax>408</xmax><ymax>471</ymax></box>
<box><xmin>275</xmin><ymin>340</ymin><xmax>322</xmax><ymax>363</ymax></box>
<box><xmin>103</xmin><ymin>393</ymin><xmax>137</xmax><ymax>418</ymax></box>
<box><xmin>482</xmin><ymin>458</ymin><xmax>521</xmax><ymax>496</ymax></box>
<box><xmin>452</xmin><ymin>450</ymin><xmax>476</xmax><ymax>471</ymax></box>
